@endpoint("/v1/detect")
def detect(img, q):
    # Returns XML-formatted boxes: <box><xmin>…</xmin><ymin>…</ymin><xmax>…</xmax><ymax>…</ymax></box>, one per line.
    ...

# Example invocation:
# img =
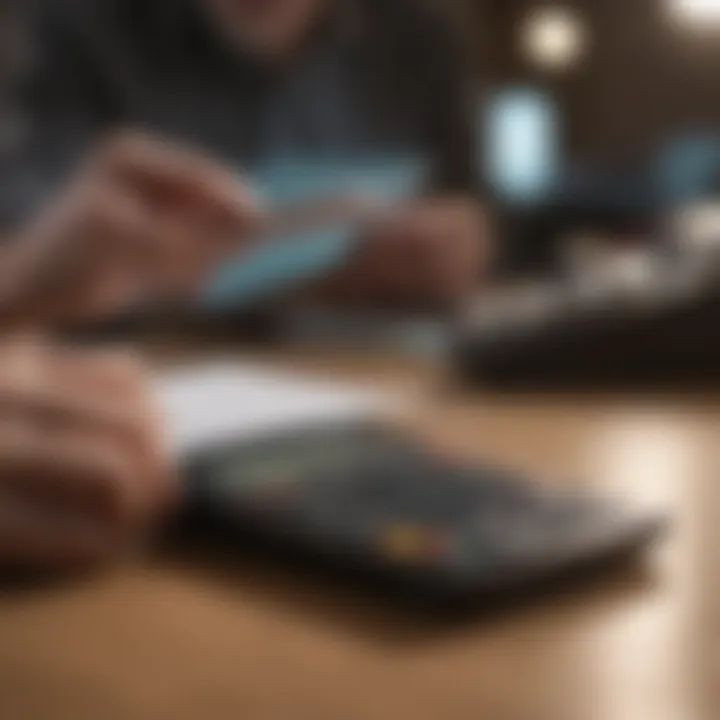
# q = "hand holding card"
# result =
<box><xmin>200</xmin><ymin>155</ymin><xmax>430</xmax><ymax>309</ymax></box>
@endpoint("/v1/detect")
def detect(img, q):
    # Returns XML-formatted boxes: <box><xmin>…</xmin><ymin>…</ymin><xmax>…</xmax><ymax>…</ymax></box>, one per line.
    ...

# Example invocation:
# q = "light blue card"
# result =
<box><xmin>199</xmin><ymin>155</ymin><xmax>429</xmax><ymax>310</ymax></box>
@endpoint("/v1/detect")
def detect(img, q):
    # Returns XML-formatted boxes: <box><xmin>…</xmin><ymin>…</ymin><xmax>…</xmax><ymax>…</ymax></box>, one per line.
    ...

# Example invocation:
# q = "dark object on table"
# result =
<box><xmin>454</xmin><ymin>252</ymin><xmax>720</xmax><ymax>388</ymax></box>
<box><xmin>176</xmin><ymin>423</ymin><xmax>665</xmax><ymax>611</ymax></box>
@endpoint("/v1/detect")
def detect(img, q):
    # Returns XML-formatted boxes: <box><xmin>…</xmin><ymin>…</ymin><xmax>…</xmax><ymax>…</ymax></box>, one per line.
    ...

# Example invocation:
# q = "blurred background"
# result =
<box><xmin>468</xmin><ymin>0</ymin><xmax>720</xmax><ymax>273</ymax></box>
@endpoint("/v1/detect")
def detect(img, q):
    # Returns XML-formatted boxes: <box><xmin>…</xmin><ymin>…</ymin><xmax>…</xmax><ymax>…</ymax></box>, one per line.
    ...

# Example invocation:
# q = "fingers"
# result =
<box><xmin>346</xmin><ymin>198</ymin><xmax>485</xmax><ymax>308</ymax></box>
<box><xmin>410</xmin><ymin>201</ymin><xmax>484</xmax><ymax>299</ymax></box>
<box><xmin>96</xmin><ymin>133</ymin><xmax>264</xmax><ymax>294</ymax></box>
<box><xmin>47</xmin><ymin>347</ymin><xmax>147</xmax><ymax>397</ymax></box>
<box><xmin>97</xmin><ymin>131</ymin><xmax>264</xmax><ymax>238</ymax></box>
<box><xmin>7</xmin><ymin>130</ymin><xmax>266</xmax><ymax>328</ymax></box>
<box><xmin>0</xmin><ymin>423</ymin><xmax>143</xmax><ymax>527</ymax></box>
<box><xmin>0</xmin><ymin>345</ymin><xmax>173</xmax><ymax>568</ymax></box>
<box><xmin>72</xmin><ymin>178</ymin><xmax>226</xmax><ymax>297</ymax></box>
<box><xmin>46</xmin><ymin>348</ymin><xmax>173</xmax><ymax>511</ymax></box>
<box><xmin>0</xmin><ymin>491</ymin><xmax>116</xmax><ymax>566</ymax></box>
<box><xmin>46</xmin><ymin>348</ymin><xmax>175</xmax><ymax>511</ymax></box>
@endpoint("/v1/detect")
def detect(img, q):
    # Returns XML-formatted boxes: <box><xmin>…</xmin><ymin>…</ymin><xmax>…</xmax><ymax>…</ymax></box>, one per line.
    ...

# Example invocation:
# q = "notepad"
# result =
<box><xmin>154</xmin><ymin>361</ymin><xmax>399</xmax><ymax>457</ymax></box>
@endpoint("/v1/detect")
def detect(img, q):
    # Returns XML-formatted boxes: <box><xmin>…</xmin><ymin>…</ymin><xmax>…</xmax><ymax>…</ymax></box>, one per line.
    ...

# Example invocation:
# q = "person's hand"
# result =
<box><xmin>0</xmin><ymin>132</ymin><xmax>262</xmax><ymax>328</ymax></box>
<box><xmin>0</xmin><ymin>340</ymin><xmax>172</xmax><ymax>568</ymax></box>
<box><xmin>324</xmin><ymin>197</ymin><xmax>488</xmax><ymax>310</ymax></box>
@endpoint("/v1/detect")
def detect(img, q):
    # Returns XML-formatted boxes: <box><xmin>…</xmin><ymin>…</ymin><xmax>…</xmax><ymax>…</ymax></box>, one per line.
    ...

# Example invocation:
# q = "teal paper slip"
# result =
<box><xmin>199</xmin><ymin>155</ymin><xmax>429</xmax><ymax>310</ymax></box>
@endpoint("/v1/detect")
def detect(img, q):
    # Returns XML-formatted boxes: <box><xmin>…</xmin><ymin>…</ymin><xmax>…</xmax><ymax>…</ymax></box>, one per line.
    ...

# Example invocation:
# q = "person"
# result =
<box><xmin>0</xmin><ymin>0</ymin><xmax>485</xmax><ymax>568</ymax></box>
<box><xmin>1</xmin><ymin>0</ymin><xmax>486</xmax><ymax>310</ymax></box>
<box><xmin>0</xmin><ymin>133</ymin><xmax>263</xmax><ymax>568</ymax></box>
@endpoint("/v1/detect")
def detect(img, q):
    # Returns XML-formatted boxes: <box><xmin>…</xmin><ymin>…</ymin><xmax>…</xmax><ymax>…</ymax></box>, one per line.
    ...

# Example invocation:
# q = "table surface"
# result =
<box><xmin>1</xmin><ymin>346</ymin><xmax>718</xmax><ymax>720</ymax></box>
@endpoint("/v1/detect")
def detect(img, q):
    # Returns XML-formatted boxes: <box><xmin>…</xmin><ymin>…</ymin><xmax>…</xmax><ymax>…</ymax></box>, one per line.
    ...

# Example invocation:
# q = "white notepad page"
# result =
<box><xmin>154</xmin><ymin>361</ymin><xmax>398</xmax><ymax>457</ymax></box>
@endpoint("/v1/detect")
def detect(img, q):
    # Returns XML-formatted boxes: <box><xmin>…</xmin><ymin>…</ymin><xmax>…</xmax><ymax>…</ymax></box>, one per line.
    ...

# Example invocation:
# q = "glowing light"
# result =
<box><xmin>521</xmin><ymin>7</ymin><xmax>587</xmax><ymax>71</ymax></box>
<box><xmin>669</xmin><ymin>0</ymin><xmax>720</xmax><ymax>24</ymax></box>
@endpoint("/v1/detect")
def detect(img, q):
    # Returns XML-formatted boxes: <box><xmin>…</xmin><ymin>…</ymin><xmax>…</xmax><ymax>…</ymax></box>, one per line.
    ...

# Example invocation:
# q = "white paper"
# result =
<box><xmin>154</xmin><ymin>361</ymin><xmax>396</xmax><ymax>457</ymax></box>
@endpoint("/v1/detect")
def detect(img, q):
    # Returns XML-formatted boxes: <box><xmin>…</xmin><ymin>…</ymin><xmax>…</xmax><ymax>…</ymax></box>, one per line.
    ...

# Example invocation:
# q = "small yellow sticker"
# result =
<box><xmin>381</xmin><ymin>525</ymin><xmax>432</xmax><ymax>562</ymax></box>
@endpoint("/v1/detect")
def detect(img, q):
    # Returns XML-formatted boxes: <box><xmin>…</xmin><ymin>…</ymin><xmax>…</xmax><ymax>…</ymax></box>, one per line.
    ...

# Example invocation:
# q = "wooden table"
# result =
<box><xmin>1</xmin><ymin>347</ymin><xmax>718</xmax><ymax>720</ymax></box>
